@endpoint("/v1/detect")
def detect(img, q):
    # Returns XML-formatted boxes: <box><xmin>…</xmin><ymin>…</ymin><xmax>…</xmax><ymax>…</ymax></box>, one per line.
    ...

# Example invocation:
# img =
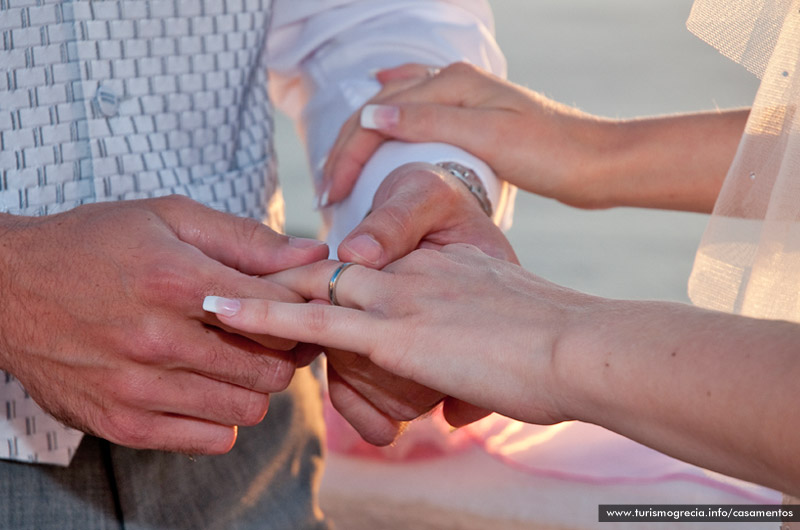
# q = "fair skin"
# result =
<box><xmin>206</xmin><ymin>63</ymin><xmax>800</xmax><ymax>494</ymax></box>
<box><xmin>0</xmin><ymin>158</ymin><xmax>513</xmax><ymax>453</ymax></box>
<box><xmin>300</xmin><ymin>162</ymin><xmax>518</xmax><ymax>444</ymax></box>
<box><xmin>207</xmin><ymin>247</ymin><xmax>800</xmax><ymax>497</ymax></box>
<box><xmin>322</xmin><ymin>62</ymin><xmax>749</xmax><ymax>213</ymax></box>
<box><xmin>0</xmin><ymin>195</ymin><xmax>329</xmax><ymax>454</ymax></box>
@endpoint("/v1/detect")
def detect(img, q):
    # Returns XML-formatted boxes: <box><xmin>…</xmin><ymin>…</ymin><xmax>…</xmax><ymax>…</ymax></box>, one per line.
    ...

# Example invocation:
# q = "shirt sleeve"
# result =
<box><xmin>267</xmin><ymin>0</ymin><xmax>516</xmax><ymax>250</ymax></box>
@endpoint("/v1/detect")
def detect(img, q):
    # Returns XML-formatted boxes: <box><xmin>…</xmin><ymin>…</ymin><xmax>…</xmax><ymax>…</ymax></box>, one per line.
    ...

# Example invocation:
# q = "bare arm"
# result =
<box><xmin>206</xmin><ymin>245</ymin><xmax>800</xmax><ymax>495</ymax></box>
<box><xmin>325</xmin><ymin>63</ymin><xmax>748</xmax><ymax>213</ymax></box>
<box><xmin>560</xmin><ymin>295</ymin><xmax>800</xmax><ymax>496</ymax></box>
<box><xmin>594</xmin><ymin>110</ymin><xmax>749</xmax><ymax>212</ymax></box>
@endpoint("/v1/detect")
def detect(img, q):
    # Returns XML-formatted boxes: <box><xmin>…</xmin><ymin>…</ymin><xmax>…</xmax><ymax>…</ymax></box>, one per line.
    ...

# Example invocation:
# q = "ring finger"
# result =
<box><xmin>265</xmin><ymin>259</ymin><xmax>383</xmax><ymax>310</ymax></box>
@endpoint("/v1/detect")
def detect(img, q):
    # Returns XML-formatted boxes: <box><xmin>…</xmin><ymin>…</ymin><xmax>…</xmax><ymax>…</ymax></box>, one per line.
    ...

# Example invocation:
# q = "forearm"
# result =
<box><xmin>582</xmin><ymin>109</ymin><xmax>749</xmax><ymax>212</ymax></box>
<box><xmin>557</xmin><ymin>297</ymin><xmax>800</xmax><ymax>494</ymax></box>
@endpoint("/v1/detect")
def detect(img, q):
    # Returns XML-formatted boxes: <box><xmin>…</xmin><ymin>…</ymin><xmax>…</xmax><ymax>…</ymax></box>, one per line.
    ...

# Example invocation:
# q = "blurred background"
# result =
<box><xmin>275</xmin><ymin>0</ymin><xmax>759</xmax><ymax>303</ymax></box>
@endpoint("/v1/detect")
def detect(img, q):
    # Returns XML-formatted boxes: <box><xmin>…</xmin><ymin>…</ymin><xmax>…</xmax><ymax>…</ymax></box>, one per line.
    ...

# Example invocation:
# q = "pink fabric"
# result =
<box><xmin>324</xmin><ymin>397</ymin><xmax>780</xmax><ymax>504</ymax></box>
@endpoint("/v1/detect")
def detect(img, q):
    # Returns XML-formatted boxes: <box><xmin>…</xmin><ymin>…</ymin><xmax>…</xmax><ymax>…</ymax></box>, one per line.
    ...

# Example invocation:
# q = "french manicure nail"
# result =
<box><xmin>318</xmin><ymin>187</ymin><xmax>331</xmax><ymax>209</ymax></box>
<box><xmin>344</xmin><ymin>234</ymin><xmax>383</xmax><ymax>265</ymax></box>
<box><xmin>313</xmin><ymin>184</ymin><xmax>331</xmax><ymax>210</ymax></box>
<box><xmin>203</xmin><ymin>296</ymin><xmax>241</xmax><ymax>317</ymax></box>
<box><xmin>361</xmin><ymin>104</ymin><xmax>399</xmax><ymax>130</ymax></box>
<box><xmin>288</xmin><ymin>236</ymin><xmax>326</xmax><ymax>249</ymax></box>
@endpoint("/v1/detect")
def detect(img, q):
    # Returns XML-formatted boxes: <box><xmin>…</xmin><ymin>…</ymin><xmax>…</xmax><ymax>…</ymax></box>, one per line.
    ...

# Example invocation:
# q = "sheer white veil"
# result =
<box><xmin>688</xmin><ymin>0</ymin><xmax>800</xmax><ymax>323</ymax></box>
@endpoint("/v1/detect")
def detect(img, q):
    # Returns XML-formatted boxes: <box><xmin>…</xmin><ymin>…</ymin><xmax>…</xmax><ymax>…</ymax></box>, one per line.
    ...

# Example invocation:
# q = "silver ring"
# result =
<box><xmin>328</xmin><ymin>262</ymin><xmax>356</xmax><ymax>307</ymax></box>
<box><xmin>426</xmin><ymin>67</ymin><xmax>441</xmax><ymax>78</ymax></box>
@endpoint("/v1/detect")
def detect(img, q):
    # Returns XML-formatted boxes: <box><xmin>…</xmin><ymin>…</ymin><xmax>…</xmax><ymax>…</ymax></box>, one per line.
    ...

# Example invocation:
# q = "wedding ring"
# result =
<box><xmin>328</xmin><ymin>262</ymin><xmax>356</xmax><ymax>307</ymax></box>
<box><xmin>426</xmin><ymin>67</ymin><xmax>441</xmax><ymax>78</ymax></box>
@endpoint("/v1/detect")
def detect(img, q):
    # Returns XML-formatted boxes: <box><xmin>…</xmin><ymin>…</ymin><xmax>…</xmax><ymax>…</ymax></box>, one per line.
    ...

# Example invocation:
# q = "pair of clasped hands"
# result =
<box><xmin>203</xmin><ymin>62</ymin><xmax>582</xmax><ymax>448</ymax></box>
<box><xmin>3</xmin><ymin>63</ymin><xmax>555</xmax><ymax>457</ymax></box>
<box><xmin>198</xmin><ymin>61</ymin><xmax>569</xmax><ymax>449</ymax></box>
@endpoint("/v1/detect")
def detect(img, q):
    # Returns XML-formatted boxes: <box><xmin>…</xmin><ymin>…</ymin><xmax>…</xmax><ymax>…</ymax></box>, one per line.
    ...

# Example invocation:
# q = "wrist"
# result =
<box><xmin>578</xmin><ymin>111</ymin><xmax>748</xmax><ymax>212</ymax></box>
<box><xmin>556</xmin><ymin>116</ymin><xmax>631</xmax><ymax>210</ymax></box>
<box><xmin>548</xmin><ymin>295</ymin><xmax>632</xmax><ymax>424</ymax></box>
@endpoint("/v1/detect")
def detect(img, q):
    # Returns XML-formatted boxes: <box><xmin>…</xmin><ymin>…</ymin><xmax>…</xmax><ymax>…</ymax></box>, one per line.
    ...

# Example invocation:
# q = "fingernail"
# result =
<box><xmin>344</xmin><ymin>234</ymin><xmax>383</xmax><ymax>265</ymax></box>
<box><xmin>361</xmin><ymin>104</ymin><xmax>399</xmax><ymax>130</ymax></box>
<box><xmin>315</xmin><ymin>187</ymin><xmax>331</xmax><ymax>210</ymax></box>
<box><xmin>288</xmin><ymin>236</ymin><xmax>326</xmax><ymax>249</ymax></box>
<box><xmin>203</xmin><ymin>296</ymin><xmax>241</xmax><ymax>317</ymax></box>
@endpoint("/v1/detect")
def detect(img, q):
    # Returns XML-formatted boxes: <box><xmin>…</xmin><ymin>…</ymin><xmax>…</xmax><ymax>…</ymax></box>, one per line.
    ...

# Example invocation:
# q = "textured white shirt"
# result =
<box><xmin>0</xmin><ymin>0</ymin><xmax>510</xmax><ymax>465</ymax></box>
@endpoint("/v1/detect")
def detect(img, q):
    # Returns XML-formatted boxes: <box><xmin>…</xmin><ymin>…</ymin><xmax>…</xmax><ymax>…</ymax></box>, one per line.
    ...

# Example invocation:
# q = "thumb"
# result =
<box><xmin>155</xmin><ymin>196</ymin><xmax>329</xmax><ymax>275</ymax></box>
<box><xmin>337</xmin><ymin>163</ymin><xmax>452</xmax><ymax>268</ymax></box>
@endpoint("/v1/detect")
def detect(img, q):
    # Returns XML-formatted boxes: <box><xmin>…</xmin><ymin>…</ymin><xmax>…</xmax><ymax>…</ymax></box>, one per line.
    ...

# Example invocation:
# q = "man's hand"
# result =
<box><xmin>338</xmin><ymin>162</ymin><xmax>516</xmax><ymax>267</ymax></box>
<box><xmin>0</xmin><ymin>195</ymin><xmax>328</xmax><ymax>454</ymax></box>
<box><xmin>325</xmin><ymin>162</ymin><xmax>518</xmax><ymax>443</ymax></box>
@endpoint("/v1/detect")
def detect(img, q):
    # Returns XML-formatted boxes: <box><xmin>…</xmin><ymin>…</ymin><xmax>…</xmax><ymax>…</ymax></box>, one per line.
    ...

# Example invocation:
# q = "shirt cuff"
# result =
<box><xmin>324</xmin><ymin>140</ymin><xmax>516</xmax><ymax>256</ymax></box>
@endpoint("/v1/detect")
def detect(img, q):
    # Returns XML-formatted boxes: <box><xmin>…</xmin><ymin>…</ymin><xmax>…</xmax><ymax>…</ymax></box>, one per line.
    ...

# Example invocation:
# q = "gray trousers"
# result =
<box><xmin>1</xmin><ymin>368</ymin><xmax>329</xmax><ymax>530</ymax></box>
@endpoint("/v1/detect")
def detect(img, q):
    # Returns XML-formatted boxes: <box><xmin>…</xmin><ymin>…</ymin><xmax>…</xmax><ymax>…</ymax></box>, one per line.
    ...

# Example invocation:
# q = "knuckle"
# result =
<box><xmin>109</xmin><ymin>372</ymin><xmax>154</xmax><ymax>408</ymax></box>
<box><xmin>413</xmin><ymin>105</ymin><xmax>440</xmax><ymax>130</ymax></box>
<box><xmin>403</xmin><ymin>247</ymin><xmax>439</xmax><ymax>266</ymax></box>
<box><xmin>232</xmin><ymin>215</ymin><xmax>266</xmax><ymax>247</ymax></box>
<box><xmin>100</xmin><ymin>412</ymin><xmax>154</xmax><ymax>449</ymax></box>
<box><xmin>267</xmin><ymin>356</ymin><xmax>297</xmax><ymax>391</ymax></box>
<box><xmin>248</xmin><ymin>353</ymin><xmax>297</xmax><ymax>392</ymax></box>
<box><xmin>124</xmin><ymin>320</ymin><xmax>177</xmax><ymax>365</ymax></box>
<box><xmin>162</xmin><ymin>193</ymin><xmax>192</xmax><ymax>206</ymax></box>
<box><xmin>231</xmin><ymin>392</ymin><xmax>270</xmax><ymax>426</ymax></box>
<box><xmin>380</xmin><ymin>397</ymin><xmax>425</xmax><ymax>422</ymax></box>
<box><xmin>150</xmin><ymin>194</ymin><xmax>195</xmax><ymax>217</ymax></box>
<box><xmin>405</xmin><ymin>166</ymin><xmax>462</xmax><ymax>205</ymax></box>
<box><xmin>303</xmin><ymin>304</ymin><xmax>333</xmax><ymax>335</ymax></box>
<box><xmin>376</xmin><ymin>393</ymin><xmax>428</xmax><ymax>421</ymax></box>
<box><xmin>444</xmin><ymin>61</ymin><xmax>478</xmax><ymax>77</ymax></box>
<box><xmin>136</xmin><ymin>260</ymin><xmax>196</xmax><ymax>306</ymax></box>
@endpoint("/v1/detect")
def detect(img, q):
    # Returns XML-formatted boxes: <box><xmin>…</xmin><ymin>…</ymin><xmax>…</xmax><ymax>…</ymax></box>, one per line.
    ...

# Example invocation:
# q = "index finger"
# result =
<box><xmin>208</xmin><ymin>297</ymin><xmax>379</xmax><ymax>357</ymax></box>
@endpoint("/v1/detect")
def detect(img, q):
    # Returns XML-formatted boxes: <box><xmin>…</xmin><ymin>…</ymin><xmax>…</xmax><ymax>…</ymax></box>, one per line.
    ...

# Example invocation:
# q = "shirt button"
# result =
<box><xmin>95</xmin><ymin>85</ymin><xmax>119</xmax><ymax>117</ymax></box>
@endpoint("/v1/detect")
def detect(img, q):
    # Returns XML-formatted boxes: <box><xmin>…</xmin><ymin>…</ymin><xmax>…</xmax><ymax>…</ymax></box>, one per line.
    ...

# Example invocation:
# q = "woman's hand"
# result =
<box><xmin>205</xmin><ymin>244</ymin><xmax>593</xmax><ymax>427</ymax></box>
<box><xmin>205</xmin><ymin>248</ymin><xmax>800</xmax><ymax>495</ymax></box>
<box><xmin>323</xmin><ymin>62</ymin><xmax>748</xmax><ymax>214</ymax></box>
<box><xmin>323</xmin><ymin>62</ymin><xmax>615</xmax><ymax>209</ymax></box>
<box><xmin>324</xmin><ymin>160</ymin><xmax>520</xmax><ymax>439</ymax></box>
